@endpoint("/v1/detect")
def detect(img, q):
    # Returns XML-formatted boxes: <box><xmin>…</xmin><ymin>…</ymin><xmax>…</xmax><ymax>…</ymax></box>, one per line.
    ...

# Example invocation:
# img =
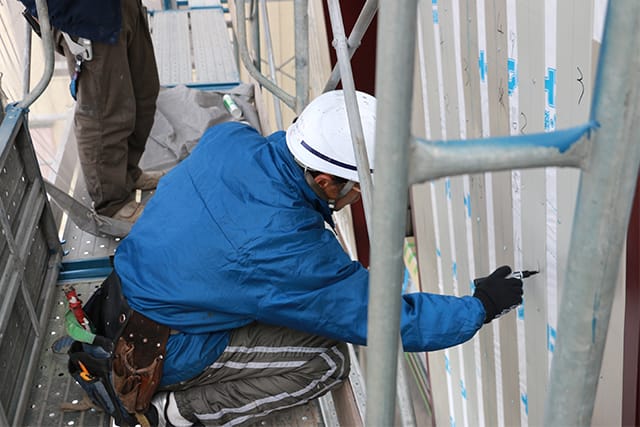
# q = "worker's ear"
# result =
<box><xmin>313</xmin><ymin>173</ymin><xmax>335</xmax><ymax>190</ymax></box>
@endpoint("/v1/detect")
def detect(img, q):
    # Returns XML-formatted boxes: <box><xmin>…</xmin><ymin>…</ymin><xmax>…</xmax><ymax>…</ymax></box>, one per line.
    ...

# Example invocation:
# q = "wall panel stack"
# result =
<box><xmin>408</xmin><ymin>0</ymin><xmax>620</xmax><ymax>425</ymax></box>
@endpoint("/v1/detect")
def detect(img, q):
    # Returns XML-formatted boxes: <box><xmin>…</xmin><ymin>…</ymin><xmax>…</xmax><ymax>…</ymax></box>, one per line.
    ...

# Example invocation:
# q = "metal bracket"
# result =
<box><xmin>61</xmin><ymin>32</ymin><xmax>93</xmax><ymax>61</ymax></box>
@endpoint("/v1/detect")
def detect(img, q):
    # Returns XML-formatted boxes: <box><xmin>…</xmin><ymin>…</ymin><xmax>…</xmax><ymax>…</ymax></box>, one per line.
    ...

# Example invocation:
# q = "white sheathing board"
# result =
<box><xmin>514</xmin><ymin>2</ymin><xmax>548</xmax><ymax>424</ymax></box>
<box><xmin>409</xmin><ymin>0</ymin><xmax>622</xmax><ymax>425</ymax></box>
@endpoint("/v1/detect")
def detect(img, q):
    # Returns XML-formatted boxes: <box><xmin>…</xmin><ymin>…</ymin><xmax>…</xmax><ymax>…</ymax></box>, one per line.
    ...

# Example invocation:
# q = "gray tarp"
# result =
<box><xmin>46</xmin><ymin>83</ymin><xmax>260</xmax><ymax>237</ymax></box>
<box><xmin>140</xmin><ymin>83</ymin><xmax>260</xmax><ymax>171</ymax></box>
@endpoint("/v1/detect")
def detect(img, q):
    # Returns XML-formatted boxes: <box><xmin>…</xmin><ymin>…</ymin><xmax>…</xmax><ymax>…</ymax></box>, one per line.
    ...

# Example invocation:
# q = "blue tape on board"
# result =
<box><xmin>547</xmin><ymin>324</ymin><xmax>557</xmax><ymax>352</ymax></box>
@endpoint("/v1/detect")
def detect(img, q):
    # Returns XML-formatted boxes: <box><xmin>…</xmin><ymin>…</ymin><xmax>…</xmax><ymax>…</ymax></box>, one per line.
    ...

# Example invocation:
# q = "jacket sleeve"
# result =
<box><xmin>399</xmin><ymin>293</ymin><xmax>485</xmax><ymax>351</ymax></box>
<box><xmin>251</xmin><ymin>224</ymin><xmax>486</xmax><ymax>352</ymax></box>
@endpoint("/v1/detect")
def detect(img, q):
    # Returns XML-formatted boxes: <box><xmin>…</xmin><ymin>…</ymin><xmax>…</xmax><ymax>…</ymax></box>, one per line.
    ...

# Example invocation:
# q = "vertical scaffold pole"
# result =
<box><xmin>294</xmin><ymin>0</ymin><xmax>309</xmax><ymax>113</ymax></box>
<box><xmin>544</xmin><ymin>0</ymin><xmax>640</xmax><ymax>424</ymax></box>
<box><xmin>366</xmin><ymin>0</ymin><xmax>419</xmax><ymax>425</ymax></box>
<box><xmin>17</xmin><ymin>0</ymin><xmax>53</xmax><ymax>109</ymax></box>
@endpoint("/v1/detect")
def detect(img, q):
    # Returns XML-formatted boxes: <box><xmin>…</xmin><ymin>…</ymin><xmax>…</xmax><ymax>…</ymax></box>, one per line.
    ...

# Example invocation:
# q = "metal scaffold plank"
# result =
<box><xmin>190</xmin><ymin>8</ymin><xmax>239</xmax><ymax>86</ymax></box>
<box><xmin>0</xmin><ymin>104</ymin><xmax>62</xmax><ymax>427</ymax></box>
<box><xmin>150</xmin><ymin>8</ymin><xmax>239</xmax><ymax>89</ymax></box>
<box><xmin>188</xmin><ymin>0</ymin><xmax>222</xmax><ymax>9</ymax></box>
<box><xmin>150</xmin><ymin>10</ymin><xmax>193</xmax><ymax>87</ymax></box>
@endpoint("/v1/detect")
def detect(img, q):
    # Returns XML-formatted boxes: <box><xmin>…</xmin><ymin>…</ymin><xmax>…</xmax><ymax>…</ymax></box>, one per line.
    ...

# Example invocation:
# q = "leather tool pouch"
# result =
<box><xmin>113</xmin><ymin>310</ymin><xmax>170</xmax><ymax>413</ymax></box>
<box><xmin>67</xmin><ymin>271</ymin><xmax>170</xmax><ymax>425</ymax></box>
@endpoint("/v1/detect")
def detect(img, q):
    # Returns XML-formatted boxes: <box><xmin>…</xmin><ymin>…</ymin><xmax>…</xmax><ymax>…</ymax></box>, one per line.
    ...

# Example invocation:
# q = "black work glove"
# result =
<box><xmin>473</xmin><ymin>265</ymin><xmax>523</xmax><ymax>324</ymax></box>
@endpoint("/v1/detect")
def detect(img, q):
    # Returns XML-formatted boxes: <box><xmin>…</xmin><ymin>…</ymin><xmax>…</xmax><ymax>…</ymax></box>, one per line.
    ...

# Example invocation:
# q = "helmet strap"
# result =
<box><xmin>337</xmin><ymin>180</ymin><xmax>355</xmax><ymax>199</ymax></box>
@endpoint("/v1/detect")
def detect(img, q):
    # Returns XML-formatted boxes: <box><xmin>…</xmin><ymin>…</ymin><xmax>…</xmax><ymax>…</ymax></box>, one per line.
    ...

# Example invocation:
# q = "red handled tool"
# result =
<box><xmin>62</xmin><ymin>284</ymin><xmax>91</xmax><ymax>330</ymax></box>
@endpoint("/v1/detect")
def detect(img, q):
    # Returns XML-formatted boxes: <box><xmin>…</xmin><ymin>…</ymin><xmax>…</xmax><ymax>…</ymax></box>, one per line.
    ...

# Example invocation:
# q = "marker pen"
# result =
<box><xmin>473</xmin><ymin>269</ymin><xmax>539</xmax><ymax>286</ymax></box>
<box><xmin>510</xmin><ymin>270</ymin><xmax>539</xmax><ymax>279</ymax></box>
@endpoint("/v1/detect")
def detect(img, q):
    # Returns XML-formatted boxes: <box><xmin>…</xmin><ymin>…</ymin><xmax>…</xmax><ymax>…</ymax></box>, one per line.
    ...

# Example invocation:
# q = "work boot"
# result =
<box><xmin>111</xmin><ymin>200</ymin><xmax>144</xmax><ymax>223</ymax></box>
<box><xmin>134</xmin><ymin>170</ymin><xmax>165</xmax><ymax>191</ymax></box>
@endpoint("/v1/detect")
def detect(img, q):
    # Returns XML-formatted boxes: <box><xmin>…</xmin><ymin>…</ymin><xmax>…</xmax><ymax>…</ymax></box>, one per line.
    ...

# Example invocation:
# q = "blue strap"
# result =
<box><xmin>69</xmin><ymin>57</ymin><xmax>82</xmax><ymax>101</ymax></box>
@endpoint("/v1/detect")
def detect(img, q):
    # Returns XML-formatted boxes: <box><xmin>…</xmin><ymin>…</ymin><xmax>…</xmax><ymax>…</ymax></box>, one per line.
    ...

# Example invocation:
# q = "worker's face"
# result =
<box><xmin>316</xmin><ymin>174</ymin><xmax>361</xmax><ymax>211</ymax></box>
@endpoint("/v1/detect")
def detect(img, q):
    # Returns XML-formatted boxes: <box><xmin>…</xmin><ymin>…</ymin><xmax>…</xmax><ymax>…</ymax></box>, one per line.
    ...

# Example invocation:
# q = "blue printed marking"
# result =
<box><xmin>521</xmin><ymin>393</ymin><xmax>528</xmax><ymax>415</ymax></box>
<box><xmin>445</xmin><ymin>178</ymin><xmax>452</xmax><ymax>199</ymax></box>
<box><xmin>479</xmin><ymin>51</ymin><xmax>487</xmax><ymax>82</ymax></box>
<box><xmin>450</xmin><ymin>416</ymin><xmax>456</xmax><ymax>427</ymax></box>
<box><xmin>460</xmin><ymin>379</ymin><xmax>467</xmax><ymax>400</ymax></box>
<box><xmin>436</xmin><ymin>248</ymin><xmax>441</xmax><ymax>257</ymax></box>
<box><xmin>452</xmin><ymin>262</ymin><xmax>457</xmax><ymax>280</ymax></box>
<box><xmin>464</xmin><ymin>194</ymin><xmax>471</xmax><ymax>218</ymax></box>
<box><xmin>508</xmin><ymin>58</ymin><xmax>518</xmax><ymax>96</ymax></box>
<box><xmin>432</xmin><ymin>0</ymin><xmax>439</xmax><ymax>24</ymax></box>
<box><xmin>517</xmin><ymin>304</ymin><xmax>524</xmax><ymax>320</ymax></box>
<box><xmin>544</xmin><ymin>67</ymin><xmax>556</xmax><ymax>107</ymax></box>
<box><xmin>470</xmin><ymin>279</ymin><xmax>475</xmax><ymax>293</ymax></box>
<box><xmin>545</xmin><ymin>68</ymin><xmax>557</xmax><ymax>130</ymax></box>
<box><xmin>445</xmin><ymin>355</ymin><xmax>451</xmax><ymax>374</ymax></box>
<box><xmin>547</xmin><ymin>324</ymin><xmax>557</xmax><ymax>352</ymax></box>
<box><xmin>544</xmin><ymin>109</ymin><xmax>557</xmax><ymax>131</ymax></box>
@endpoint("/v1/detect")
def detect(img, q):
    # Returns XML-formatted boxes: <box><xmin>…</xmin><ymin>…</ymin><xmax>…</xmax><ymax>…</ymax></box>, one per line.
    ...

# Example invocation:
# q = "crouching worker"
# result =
<box><xmin>68</xmin><ymin>90</ymin><xmax>524</xmax><ymax>426</ymax></box>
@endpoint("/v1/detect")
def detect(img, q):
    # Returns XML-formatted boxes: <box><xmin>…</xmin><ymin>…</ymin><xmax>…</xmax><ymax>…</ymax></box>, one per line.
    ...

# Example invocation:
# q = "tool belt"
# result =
<box><xmin>66</xmin><ymin>271</ymin><xmax>170</xmax><ymax>426</ymax></box>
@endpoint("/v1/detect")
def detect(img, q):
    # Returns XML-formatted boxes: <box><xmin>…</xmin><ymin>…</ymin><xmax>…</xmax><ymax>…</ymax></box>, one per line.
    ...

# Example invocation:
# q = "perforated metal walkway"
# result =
<box><xmin>149</xmin><ymin>5</ymin><xmax>240</xmax><ymax>90</ymax></box>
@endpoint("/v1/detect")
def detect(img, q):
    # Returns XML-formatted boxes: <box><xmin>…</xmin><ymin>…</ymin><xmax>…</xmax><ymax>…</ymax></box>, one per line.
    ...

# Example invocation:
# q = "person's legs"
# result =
<box><xmin>122</xmin><ymin>0</ymin><xmax>160</xmax><ymax>184</ymax></box>
<box><xmin>62</xmin><ymin>36</ymin><xmax>133</xmax><ymax>216</ymax></box>
<box><xmin>60</xmin><ymin>0</ymin><xmax>159</xmax><ymax>217</ymax></box>
<box><xmin>161</xmin><ymin>323</ymin><xmax>350</xmax><ymax>426</ymax></box>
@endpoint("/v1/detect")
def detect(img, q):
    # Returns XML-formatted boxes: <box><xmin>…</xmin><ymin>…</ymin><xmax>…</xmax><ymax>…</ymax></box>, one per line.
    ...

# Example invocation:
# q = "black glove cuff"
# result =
<box><xmin>473</xmin><ymin>288</ymin><xmax>497</xmax><ymax>324</ymax></box>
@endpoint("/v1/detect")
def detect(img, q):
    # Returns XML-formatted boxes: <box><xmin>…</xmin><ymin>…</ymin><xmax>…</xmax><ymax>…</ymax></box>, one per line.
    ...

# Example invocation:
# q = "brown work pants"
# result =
<box><xmin>57</xmin><ymin>0</ymin><xmax>160</xmax><ymax>216</ymax></box>
<box><xmin>163</xmin><ymin>323</ymin><xmax>351</xmax><ymax>426</ymax></box>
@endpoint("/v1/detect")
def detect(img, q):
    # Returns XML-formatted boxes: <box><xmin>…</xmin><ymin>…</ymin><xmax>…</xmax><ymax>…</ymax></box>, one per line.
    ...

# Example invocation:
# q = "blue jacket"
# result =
<box><xmin>20</xmin><ymin>0</ymin><xmax>121</xmax><ymax>44</ymax></box>
<box><xmin>115</xmin><ymin>122</ymin><xmax>486</xmax><ymax>386</ymax></box>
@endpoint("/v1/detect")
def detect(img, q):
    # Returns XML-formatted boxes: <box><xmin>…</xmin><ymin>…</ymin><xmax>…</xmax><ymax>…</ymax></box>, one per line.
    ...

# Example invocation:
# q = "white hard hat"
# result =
<box><xmin>286</xmin><ymin>90</ymin><xmax>376</xmax><ymax>182</ymax></box>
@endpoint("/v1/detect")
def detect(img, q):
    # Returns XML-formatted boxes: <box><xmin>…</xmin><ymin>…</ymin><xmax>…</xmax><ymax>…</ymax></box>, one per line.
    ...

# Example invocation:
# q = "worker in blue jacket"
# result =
<box><xmin>19</xmin><ymin>0</ymin><xmax>162</xmax><ymax>222</ymax></box>
<box><xmin>110</xmin><ymin>90</ymin><xmax>523</xmax><ymax>426</ymax></box>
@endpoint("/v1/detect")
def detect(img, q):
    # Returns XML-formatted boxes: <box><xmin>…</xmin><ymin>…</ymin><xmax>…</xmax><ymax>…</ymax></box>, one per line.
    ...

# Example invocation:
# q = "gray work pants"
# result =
<box><xmin>164</xmin><ymin>322</ymin><xmax>351</xmax><ymax>426</ymax></box>
<box><xmin>57</xmin><ymin>0</ymin><xmax>160</xmax><ymax>216</ymax></box>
